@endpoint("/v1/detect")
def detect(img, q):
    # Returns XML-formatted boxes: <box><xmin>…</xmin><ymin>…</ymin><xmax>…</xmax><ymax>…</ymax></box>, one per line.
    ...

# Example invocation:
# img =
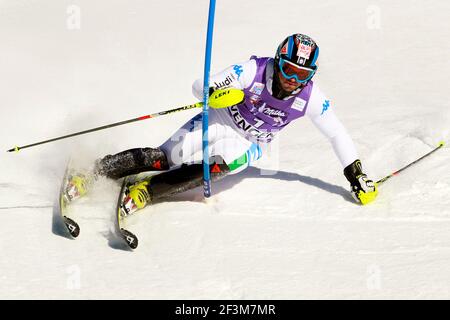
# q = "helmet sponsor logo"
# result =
<box><xmin>249</xmin><ymin>82</ymin><xmax>265</xmax><ymax>95</ymax></box>
<box><xmin>291</xmin><ymin>97</ymin><xmax>307</xmax><ymax>112</ymax></box>
<box><xmin>297</xmin><ymin>43</ymin><xmax>312</xmax><ymax>60</ymax></box>
<box><xmin>295</xmin><ymin>34</ymin><xmax>314</xmax><ymax>47</ymax></box>
<box><xmin>280</xmin><ymin>42</ymin><xmax>288</xmax><ymax>55</ymax></box>
<box><xmin>292</xmin><ymin>34</ymin><xmax>316</xmax><ymax>64</ymax></box>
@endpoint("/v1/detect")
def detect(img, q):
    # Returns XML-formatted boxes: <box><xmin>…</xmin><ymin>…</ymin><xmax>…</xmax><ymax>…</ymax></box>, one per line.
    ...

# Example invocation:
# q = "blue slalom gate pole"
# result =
<box><xmin>202</xmin><ymin>0</ymin><xmax>216</xmax><ymax>198</ymax></box>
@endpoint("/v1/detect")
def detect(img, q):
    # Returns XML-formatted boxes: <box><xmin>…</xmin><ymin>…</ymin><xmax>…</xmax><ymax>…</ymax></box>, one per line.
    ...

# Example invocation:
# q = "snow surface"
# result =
<box><xmin>0</xmin><ymin>0</ymin><xmax>449</xmax><ymax>299</ymax></box>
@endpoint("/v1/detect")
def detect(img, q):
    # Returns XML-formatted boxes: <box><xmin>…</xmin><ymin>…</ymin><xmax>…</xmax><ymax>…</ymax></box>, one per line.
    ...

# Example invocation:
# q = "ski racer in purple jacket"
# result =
<box><xmin>67</xmin><ymin>34</ymin><xmax>378</xmax><ymax>215</ymax></box>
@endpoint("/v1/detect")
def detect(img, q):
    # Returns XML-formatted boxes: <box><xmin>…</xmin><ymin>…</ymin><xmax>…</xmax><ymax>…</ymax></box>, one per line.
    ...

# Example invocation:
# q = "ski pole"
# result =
<box><xmin>7</xmin><ymin>102</ymin><xmax>202</xmax><ymax>153</ymax></box>
<box><xmin>377</xmin><ymin>141</ymin><xmax>445</xmax><ymax>185</ymax></box>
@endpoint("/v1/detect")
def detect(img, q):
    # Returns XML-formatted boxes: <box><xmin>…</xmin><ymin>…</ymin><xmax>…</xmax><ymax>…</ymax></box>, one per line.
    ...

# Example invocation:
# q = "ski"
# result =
<box><xmin>116</xmin><ymin>175</ymin><xmax>139</xmax><ymax>249</ymax></box>
<box><xmin>59</xmin><ymin>163</ymin><xmax>81</xmax><ymax>238</ymax></box>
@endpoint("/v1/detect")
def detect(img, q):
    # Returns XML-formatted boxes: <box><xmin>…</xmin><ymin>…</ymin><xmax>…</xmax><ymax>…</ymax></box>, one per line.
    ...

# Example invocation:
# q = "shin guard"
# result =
<box><xmin>150</xmin><ymin>155</ymin><xmax>230</xmax><ymax>201</ymax></box>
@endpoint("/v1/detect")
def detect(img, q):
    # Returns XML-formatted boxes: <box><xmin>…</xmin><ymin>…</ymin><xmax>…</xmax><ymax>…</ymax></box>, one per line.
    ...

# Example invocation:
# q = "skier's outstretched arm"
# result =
<box><xmin>306</xmin><ymin>87</ymin><xmax>378</xmax><ymax>205</ymax></box>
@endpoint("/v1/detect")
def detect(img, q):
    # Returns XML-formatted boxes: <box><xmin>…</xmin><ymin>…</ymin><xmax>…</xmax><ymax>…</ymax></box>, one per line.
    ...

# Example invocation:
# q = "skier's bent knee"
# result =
<box><xmin>95</xmin><ymin>147</ymin><xmax>170</xmax><ymax>179</ymax></box>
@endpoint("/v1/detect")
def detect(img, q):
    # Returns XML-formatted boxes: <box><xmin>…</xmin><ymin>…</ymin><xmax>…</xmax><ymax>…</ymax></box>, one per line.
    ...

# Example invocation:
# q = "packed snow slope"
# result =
<box><xmin>0</xmin><ymin>0</ymin><xmax>449</xmax><ymax>299</ymax></box>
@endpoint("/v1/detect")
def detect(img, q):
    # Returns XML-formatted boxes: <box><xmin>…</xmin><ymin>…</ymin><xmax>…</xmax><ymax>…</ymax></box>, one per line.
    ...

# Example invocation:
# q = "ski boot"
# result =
<box><xmin>121</xmin><ymin>179</ymin><xmax>152</xmax><ymax>216</ymax></box>
<box><xmin>63</xmin><ymin>172</ymin><xmax>94</xmax><ymax>203</ymax></box>
<box><xmin>119</xmin><ymin>155</ymin><xmax>231</xmax><ymax>217</ymax></box>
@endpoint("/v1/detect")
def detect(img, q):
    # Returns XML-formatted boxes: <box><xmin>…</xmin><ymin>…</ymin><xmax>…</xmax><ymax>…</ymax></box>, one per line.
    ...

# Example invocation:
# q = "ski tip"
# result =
<box><xmin>438</xmin><ymin>141</ymin><xmax>445</xmax><ymax>147</ymax></box>
<box><xmin>120</xmin><ymin>228</ymin><xmax>138</xmax><ymax>249</ymax></box>
<box><xmin>71</xmin><ymin>229</ymin><xmax>80</xmax><ymax>238</ymax></box>
<box><xmin>63</xmin><ymin>216</ymin><xmax>80</xmax><ymax>238</ymax></box>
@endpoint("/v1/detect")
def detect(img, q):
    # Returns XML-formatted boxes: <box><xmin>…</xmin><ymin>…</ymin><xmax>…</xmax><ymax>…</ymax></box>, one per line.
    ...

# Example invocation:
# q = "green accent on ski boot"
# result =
<box><xmin>129</xmin><ymin>180</ymin><xmax>151</xmax><ymax>209</ymax></box>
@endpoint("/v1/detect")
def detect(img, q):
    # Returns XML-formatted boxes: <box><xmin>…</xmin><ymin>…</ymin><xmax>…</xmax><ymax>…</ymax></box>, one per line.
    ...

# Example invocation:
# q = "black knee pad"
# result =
<box><xmin>96</xmin><ymin>147</ymin><xmax>169</xmax><ymax>179</ymax></box>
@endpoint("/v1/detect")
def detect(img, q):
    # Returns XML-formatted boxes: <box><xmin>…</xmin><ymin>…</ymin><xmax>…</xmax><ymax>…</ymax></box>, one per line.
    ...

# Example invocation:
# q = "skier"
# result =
<box><xmin>67</xmin><ymin>33</ymin><xmax>378</xmax><ymax>215</ymax></box>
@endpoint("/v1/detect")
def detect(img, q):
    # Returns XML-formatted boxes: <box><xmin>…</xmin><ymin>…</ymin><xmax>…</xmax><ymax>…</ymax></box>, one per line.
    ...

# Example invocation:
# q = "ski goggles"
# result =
<box><xmin>278</xmin><ymin>58</ymin><xmax>316</xmax><ymax>83</ymax></box>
